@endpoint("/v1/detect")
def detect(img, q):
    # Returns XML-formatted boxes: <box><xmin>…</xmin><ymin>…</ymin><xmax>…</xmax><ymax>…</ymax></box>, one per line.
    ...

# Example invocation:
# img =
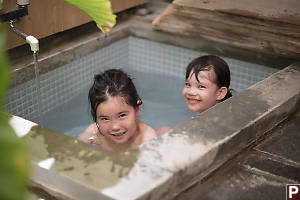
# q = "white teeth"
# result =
<box><xmin>112</xmin><ymin>132</ymin><xmax>125</xmax><ymax>136</ymax></box>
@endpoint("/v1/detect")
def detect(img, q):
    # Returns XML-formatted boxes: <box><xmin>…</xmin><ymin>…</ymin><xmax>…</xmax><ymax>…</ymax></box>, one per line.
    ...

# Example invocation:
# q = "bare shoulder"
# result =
<box><xmin>77</xmin><ymin>123</ymin><xmax>97</xmax><ymax>143</ymax></box>
<box><xmin>156</xmin><ymin>126</ymin><xmax>172</xmax><ymax>135</ymax></box>
<box><xmin>140</xmin><ymin>121</ymin><xmax>157</xmax><ymax>143</ymax></box>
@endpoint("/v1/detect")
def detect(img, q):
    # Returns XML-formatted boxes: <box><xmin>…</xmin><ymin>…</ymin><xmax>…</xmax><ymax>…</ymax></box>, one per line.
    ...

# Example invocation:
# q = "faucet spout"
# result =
<box><xmin>9</xmin><ymin>20</ymin><xmax>39</xmax><ymax>53</ymax></box>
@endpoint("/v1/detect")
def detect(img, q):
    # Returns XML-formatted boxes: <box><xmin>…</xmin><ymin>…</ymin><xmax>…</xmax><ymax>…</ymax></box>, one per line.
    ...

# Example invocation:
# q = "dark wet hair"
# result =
<box><xmin>185</xmin><ymin>55</ymin><xmax>232</xmax><ymax>101</ymax></box>
<box><xmin>89</xmin><ymin>69</ymin><xmax>141</xmax><ymax>122</ymax></box>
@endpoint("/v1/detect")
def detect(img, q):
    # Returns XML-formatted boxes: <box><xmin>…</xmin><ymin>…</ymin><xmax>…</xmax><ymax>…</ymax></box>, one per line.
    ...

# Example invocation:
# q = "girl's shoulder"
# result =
<box><xmin>156</xmin><ymin>126</ymin><xmax>172</xmax><ymax>135</ymax></box>
<box><xmin>139</xmin><ymin>121</ymin><xmax>157</xmax><ymax>143</ymax></box>
<box><xmin>77</xmin><ymin>123</ymin><xmax>98</xmax><ymax>143</ymax></box>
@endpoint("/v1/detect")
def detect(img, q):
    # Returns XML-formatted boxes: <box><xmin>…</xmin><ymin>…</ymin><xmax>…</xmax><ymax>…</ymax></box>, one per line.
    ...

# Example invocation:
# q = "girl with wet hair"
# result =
<box><xmin>78</xmin><ymin>69</ymin><xmax>157</xmax><ymax>153</ymax></box>
<box><xmin>182</xmin><ymin>55</ymin><xmax>232</xmax><ymax>114</ymax></box>
<box><xmin>157</xmin><ymin>55</ymin><xmax>233</xmax><ymax>135</ymax></box>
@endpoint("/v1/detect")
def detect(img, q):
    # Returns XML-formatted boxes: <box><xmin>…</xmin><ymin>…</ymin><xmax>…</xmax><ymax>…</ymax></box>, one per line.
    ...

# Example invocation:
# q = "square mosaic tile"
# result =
<box><xmin>5</xmin><ymin>37</ymin><xmax>278</xmax><ymax>122</ymax></box>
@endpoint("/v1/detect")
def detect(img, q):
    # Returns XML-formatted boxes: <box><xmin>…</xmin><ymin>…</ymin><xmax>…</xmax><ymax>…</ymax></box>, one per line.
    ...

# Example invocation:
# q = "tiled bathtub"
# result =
<box><xmin>5</xmin><ymin>36</ymin><xmax>278</xmax><ymax>124</ymax></box>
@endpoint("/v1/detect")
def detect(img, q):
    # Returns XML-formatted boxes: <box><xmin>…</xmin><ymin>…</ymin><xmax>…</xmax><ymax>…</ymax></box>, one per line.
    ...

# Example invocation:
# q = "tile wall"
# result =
<box><xmin>5</xmin><ymin>37</ymin><xmax>278</xmax><ymax>121</ymax></box>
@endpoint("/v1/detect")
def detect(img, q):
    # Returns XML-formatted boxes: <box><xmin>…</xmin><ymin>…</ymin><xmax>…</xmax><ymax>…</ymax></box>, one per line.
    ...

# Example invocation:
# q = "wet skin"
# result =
<box><xmin>96</xmin><ymin>96</ymin><xmax>141</xmax><ymax>144</ymax></box>
<box><xmin>182</xmin><ymin>69</ymin><xmax>226</xmax><ymax>114</ymax></box>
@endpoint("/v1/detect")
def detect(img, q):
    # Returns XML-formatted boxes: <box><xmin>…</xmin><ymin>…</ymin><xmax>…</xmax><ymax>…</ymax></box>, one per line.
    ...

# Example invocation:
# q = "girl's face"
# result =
<box><xmin>182</xmin><ymin>69</ymin><xmax>224</xmax><ymax>114</ymax></box>
<box><xmin>96</xmin><ymin>96</ymin><xmax>140</xmax><ymax>144</ymax></box>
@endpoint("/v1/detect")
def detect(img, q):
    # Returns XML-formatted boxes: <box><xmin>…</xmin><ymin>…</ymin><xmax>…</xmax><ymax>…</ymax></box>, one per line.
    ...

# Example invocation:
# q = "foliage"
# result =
<box><xmin>0</xmin><ymin>26</ymin><xmax>30</xmax><ymax>200</ymax></box>
<box><xmin>62</xmin><ymin>0</ymin><xmax>116</xmax><ymax>34</ymax></box>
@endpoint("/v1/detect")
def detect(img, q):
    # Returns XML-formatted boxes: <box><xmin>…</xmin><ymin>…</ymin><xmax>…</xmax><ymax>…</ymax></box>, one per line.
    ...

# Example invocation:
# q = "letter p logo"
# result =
<box><xmin>287</xmin><ymin>184</ymin><xmax>300</xmax><ymax>200</ymax></box>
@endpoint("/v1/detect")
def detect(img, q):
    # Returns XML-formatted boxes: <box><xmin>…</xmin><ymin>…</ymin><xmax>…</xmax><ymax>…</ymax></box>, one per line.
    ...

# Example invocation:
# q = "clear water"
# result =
<box><xmin>33</xmin><ymin>52</ymin><xmax>42</xmax><ymax>124</ymax></box>
<box><xmin>40</xmin><ymin>69</ymin><xmax>194</xmax><ymax>138</ymax></box>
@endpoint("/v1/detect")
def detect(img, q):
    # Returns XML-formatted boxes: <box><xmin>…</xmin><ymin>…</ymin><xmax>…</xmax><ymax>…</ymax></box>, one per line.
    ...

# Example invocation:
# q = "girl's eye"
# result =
<box><xmin>99</xmin><ymin>117</ymin><xmax>109</xmax><ymax>121</ymax></box>
<box><xmin>185</xmin><ymin>82</ymin><xmax>190</xmax><ymax>87</ymax></box>
<box><xmin>119</xmin><ymin>113</ymin><xmax>127</xmax><ymax>118</ymax></box>
<box><xmin>198</xmin><ymin>85</ymin><xmax>206</xmax><ymax>89</ymax></box>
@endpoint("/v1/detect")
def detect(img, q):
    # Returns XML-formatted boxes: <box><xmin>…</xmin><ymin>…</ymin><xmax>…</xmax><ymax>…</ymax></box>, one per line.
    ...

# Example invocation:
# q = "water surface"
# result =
<box><xmin>40</xmin><ymin>70</ymin><xmax>194</xmax><ymax>138</ymax></box>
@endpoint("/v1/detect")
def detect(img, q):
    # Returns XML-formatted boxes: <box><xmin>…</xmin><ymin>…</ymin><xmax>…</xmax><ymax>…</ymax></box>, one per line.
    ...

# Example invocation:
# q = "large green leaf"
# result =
<box><xmin>0</xmin><ymin>26</ymin><xmax>30</xmax><ymax>200</ymax></box>
<box><xmin>63</xmin><ymin>0</ymin><xmax>116</xmax><ymax>34</ymax></box>
<box><xmin>0</xmin><ymin>113</ymin><xmax>30</xmax><ymax>200</ymax></box>
<box><xmin>0</xmin><ymin>25</ymin><xmax>9</xmax><ymax>107</ymax></box>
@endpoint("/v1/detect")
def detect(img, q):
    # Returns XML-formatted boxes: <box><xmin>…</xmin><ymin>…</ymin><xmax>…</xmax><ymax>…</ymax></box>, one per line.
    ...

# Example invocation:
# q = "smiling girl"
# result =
<box><xmin>78</xmin><ymin>69</ymin><xmax>157</xmax><ymax>152</ymax></box>
<box><xmin>182</xmin><ymin>55</ymin><xmax>232</xmax><ymax>114</ymax></box>
<box><xmin>156</xmin><ymin>55</ymin><xmax>232</xmax><ymax>135</ymax></box>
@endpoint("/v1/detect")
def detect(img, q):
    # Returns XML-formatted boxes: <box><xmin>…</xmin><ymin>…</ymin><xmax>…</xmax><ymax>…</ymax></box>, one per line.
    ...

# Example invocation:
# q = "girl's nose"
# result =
<box><xmin>111</xmin><ymin>121</ymin><xmax>121</xmax><ymax>131</ymax></box>
<box><xmin>187</xmin><ymin>87</ymin><xmax>197</xmax><ymax>96</ymax></box>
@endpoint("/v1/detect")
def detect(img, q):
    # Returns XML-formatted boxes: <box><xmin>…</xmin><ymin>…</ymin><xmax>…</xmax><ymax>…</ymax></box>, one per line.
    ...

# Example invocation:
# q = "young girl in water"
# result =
<box><xmin>182</xmin><ymin>54</ymin><xmax>232</xmax><ymax>114</ymax></box>
<box><xmin>156</xmin><ymin>55</ymin><xmax>232</xmax><ymax>134</ymax></box>
<box><xmin>78</xmin><ymin>69</ymin><xmax>157</xmax><ymax>152</ymax></box>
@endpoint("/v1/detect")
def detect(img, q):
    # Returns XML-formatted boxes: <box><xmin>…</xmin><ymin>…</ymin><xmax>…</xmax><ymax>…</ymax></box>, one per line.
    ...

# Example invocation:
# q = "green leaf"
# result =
<box><xmin>0</xmin><ymin>26</ymin><xmax>30</xmax><ymax>200</ymax></box>
<box><xmin>62</xmin><ymin>0</ymin><xmax>116</xmax><ymax>34</ymax></box>
<box><xmin>0</xmin><ymin>114</ymin><xmax>30</xmax><ymax>200</ymax></box>
<box><xmin>0</xmin><ymin>26</ymin><xmax>10</xmax><ymax>108</ymax></box>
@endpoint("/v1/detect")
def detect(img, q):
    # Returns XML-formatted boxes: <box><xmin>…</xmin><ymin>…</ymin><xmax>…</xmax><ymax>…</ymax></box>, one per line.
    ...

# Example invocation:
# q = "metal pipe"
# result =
<box><xmin>9</xmin><ymin>20</ymin><xmax>28</xmax><ymax>39</ymax></box>
<box><xmin>10</xmin><ymin>20</ymin><xmax>39</xmax><ymax>52</ymax></box>
<box><xmin>0</xmin><ymin>0</ymin><xmax>29</xmax><ymax>22</ymax></box>
<box><xmin>0</xmin><ymin>6</ymin><xmax>28</xmax><ymax>22</ymax></box>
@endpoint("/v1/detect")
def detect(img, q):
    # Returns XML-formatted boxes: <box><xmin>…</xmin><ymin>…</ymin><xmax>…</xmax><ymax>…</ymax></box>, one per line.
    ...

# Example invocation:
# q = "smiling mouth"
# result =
<box><xmin>111</xmin><ymin>132</ymin><xmax>126</xmax><ymax>137</ymax></box>
<box><xmin>187</xmin><ymin>98</ymin><xmax>200</xmax><ymax>104</ymax></box>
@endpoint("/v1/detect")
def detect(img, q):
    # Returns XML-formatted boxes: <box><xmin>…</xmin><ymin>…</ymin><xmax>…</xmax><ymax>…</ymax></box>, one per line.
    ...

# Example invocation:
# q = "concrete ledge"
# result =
<box><xmin>9</xmin><ymin>64</ymin><xmax>300</xmax><ymax>199</ymax></box>
<box><xmin>159</xmin><ymin>64</ymin><xmax>300</xmax><ymax>198</ymax></box>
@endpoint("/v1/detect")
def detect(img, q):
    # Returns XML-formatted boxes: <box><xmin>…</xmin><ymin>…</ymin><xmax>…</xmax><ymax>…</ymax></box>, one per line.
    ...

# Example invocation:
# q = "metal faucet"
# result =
<box><xmin>9</xmin><ymin>20</ymin><xmax>39</xmax><ymax>53</ymax></box>
<box><xmin>0</xmin><ymin>0</ymin><xmax>29</xmax><ymax>22</ymax></box>
<box><xmin>0</xmin><ymin>0</ymin><xmax>39</xmax><ymax>52</ymax></box>
<box><xmin>1</xmin><ymin>0</ymin><xmax>41</xmax><ymax>121</ymax></box>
